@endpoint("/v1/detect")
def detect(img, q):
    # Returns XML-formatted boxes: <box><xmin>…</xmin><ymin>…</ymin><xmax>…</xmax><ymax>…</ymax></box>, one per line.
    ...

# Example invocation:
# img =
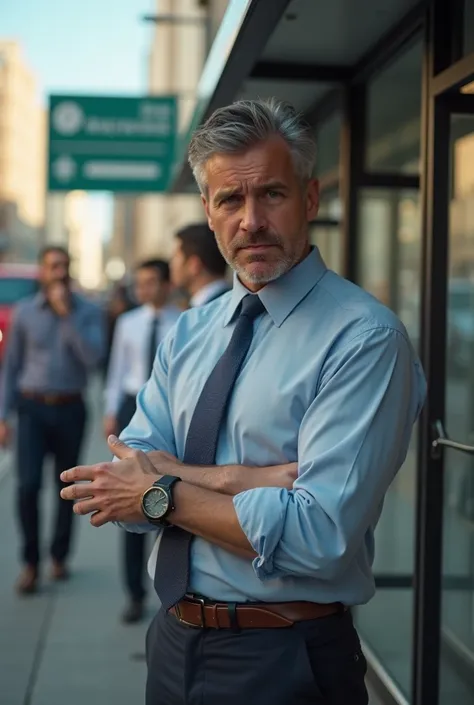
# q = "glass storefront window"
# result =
<box><xmin>310</xmin><ymin>224</ymin><xmax>342</xmax><ymax>274</ymax></box>
<box><xmin>357</xmin><ymin>189</ymin><xmax>421</xmax><ymax>349</ymax></box>
<box><xmin>366</xmin><ymin>39</ymin><xmax>423</xmax><ymax>175</ymax></box>
<box><xmin>311</xmin><ymin>193</ymin><xmax>343</xmax><ymax>274</ymax></box>
<box><xmin>354</xmin><ymin>187</ymin><xmax>422</xmax><ymax>698</ymax></box>
<box><xmin>439</xmin><ymin>114</ymin><xmax>474</xmax><ymax>705</ymax></box>
<box><xmin>314</xmin><ymin>112</ymin><xmax>342</xmax><ymax>180</ymax></box>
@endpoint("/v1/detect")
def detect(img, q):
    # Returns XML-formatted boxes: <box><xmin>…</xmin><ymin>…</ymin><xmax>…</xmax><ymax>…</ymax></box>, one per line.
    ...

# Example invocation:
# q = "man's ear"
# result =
<box><xmin>201</xmin><ymin>194</ymin><xmax>215</xmax><ymax>232</ymax></box>
<box><xmin>306</xmin><ymin>179</ymin><xmax>319</xmax><ymax>221</ymax></box>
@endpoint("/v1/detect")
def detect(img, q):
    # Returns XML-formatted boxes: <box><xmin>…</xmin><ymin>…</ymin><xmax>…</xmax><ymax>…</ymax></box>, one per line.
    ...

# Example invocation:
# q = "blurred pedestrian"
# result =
<box><xmin>103</xmin><ymin>259</ymin><xmax>179</xmax><ymax>623</ymax></box>
<box><xmin>0</xmin><ymin>246</ymin><xmax>105</xmax><ymax>594</ymax></box>
<box><xmin>61</xmin><ymin>100</ymin><xmax>426</xmax><ymax>705</ymax></box>
<box><xmin>170</xmin><ymin>222</ymin><xmax>229</xmax><ymax>306</ymax></box>
<box><xmin>103</xmin><ymin>283</ymin><xmax>135</xmax><ymax>379</ymax></box>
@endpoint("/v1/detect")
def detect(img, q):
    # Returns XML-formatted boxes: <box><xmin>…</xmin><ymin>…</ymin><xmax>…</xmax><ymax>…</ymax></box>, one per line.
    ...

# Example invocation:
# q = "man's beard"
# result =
<box><xmin>232</xmin><ymin>253</ymin><xmax>294</xmax><ymax>285</ymax></box>
<box><xmin>215</xmin><ymin>231</ymin><xmax>298</xmax><ymax>285</ymax></box>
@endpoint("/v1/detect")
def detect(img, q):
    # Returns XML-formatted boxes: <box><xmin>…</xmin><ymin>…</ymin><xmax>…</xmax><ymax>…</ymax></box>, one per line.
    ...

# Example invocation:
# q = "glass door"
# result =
<box><xmin>438</xmin><ymin>113</ymin><xmax>474</xmax><ymax>705</ymax></box>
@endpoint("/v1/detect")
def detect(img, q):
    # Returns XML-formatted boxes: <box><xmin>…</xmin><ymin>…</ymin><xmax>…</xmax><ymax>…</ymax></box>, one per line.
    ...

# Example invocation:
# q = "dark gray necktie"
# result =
<box><xmin>154</xmin><ymin>294</ymin><xmax>266</xmax><ymax>609</ymax></box>
<box><xmin>148</xmin><ymin>315</ymin><xmax>159</xmax><ymax>376</ymax></box>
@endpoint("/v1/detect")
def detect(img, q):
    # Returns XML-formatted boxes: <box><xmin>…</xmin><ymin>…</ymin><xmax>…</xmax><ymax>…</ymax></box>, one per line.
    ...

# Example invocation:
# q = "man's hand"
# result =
<box><xmin>47</xmin><ymin>282</ymin><xmax>70</xmax><ymax>317</ymax></box>
<box><xmin>0</xmin><ymin>421</ymin><xmax>11</xmax><ymax>448</ymax></box>
<box><xmin>259</xmin><ymin>463</ymin><xmax>297</xmax><ymax>491</ymax></box>
<box><xmin>103</xmin><ymin>415</ymin><xmax>118</xmax><ymax>440</ymax></box>
<box><xmin>60</xmin><ymin>436</ymin><xmax>159</xmax><ymax>527</ymax></box>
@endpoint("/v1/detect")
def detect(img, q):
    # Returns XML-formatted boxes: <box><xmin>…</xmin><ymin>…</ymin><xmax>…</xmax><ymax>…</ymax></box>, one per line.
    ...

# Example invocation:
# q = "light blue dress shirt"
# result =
<box><xmin>120</xmin><ymin>248</ymin><xmax>426</xmax><ymax>606</ymax></box>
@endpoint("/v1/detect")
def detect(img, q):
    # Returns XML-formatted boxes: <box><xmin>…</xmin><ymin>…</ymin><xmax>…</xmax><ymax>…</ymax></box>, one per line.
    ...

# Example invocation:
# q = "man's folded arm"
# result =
<box><xmin>166</xmin><ymin>327</ymin><xmax>426</xmax><ymax>575</ymax></box>
<box><xmin>233</xmin><ymin>326</ymin><xmax>426</xmax><ymax>581</ymax></box>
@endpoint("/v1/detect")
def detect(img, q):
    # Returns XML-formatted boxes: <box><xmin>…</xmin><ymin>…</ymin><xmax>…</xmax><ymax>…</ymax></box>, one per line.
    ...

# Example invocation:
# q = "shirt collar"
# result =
<box><xmin>223</xmin><ymin>247</ymin><xmax>327</xmax><ymax>328</ymax></box>
<box><xmin>190</xmin><ymin>280</ymin><xmax>229</xmax><ymax>307</ymax></box>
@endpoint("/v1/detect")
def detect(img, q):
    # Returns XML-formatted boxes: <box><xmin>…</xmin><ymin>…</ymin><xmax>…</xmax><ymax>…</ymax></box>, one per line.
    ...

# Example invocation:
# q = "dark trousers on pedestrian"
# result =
<box><xmin>145</xmin><ymin>607</ymin><xmax>368</xmax><ymax>705</ymax></box>
<box><xmin>117</xmin><ymin>393</ymin><xmax>147</xmax><ymax>603</ymax></box>
<box><xmin>16</xmin><ymin>396</ymin><xmax>87</xmax><ymax>567</ymax></box>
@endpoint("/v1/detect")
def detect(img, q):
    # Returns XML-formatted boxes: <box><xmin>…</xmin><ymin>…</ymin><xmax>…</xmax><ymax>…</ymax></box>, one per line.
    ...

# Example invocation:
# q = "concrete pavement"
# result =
<box><xmin>0</xmin><ymin>379</ymin><xmax>154</xmax><ymax>705</ymax></box>
<box><xmin>0</xmin><ymin>377</ymin><xmax>382</xmax><ymax>705</ymax></box>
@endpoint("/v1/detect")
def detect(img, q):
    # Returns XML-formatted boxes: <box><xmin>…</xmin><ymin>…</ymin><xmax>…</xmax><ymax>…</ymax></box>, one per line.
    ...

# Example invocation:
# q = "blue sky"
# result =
<box><xmin>2</xmin><ymin>0</ymin><xmax>155</xmax><ymax>99</ymax></box>
<box><xmin>2</xmin><ymin>0</ymin><xmax>157</xmax><ymax>238</ymax></box>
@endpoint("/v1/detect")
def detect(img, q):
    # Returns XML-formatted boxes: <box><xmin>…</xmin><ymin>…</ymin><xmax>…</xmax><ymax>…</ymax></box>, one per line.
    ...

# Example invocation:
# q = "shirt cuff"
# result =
<box><xmin>233</xmin><ymin>487</ymin><xmax>289</xmax><ymax>581</ymax></box>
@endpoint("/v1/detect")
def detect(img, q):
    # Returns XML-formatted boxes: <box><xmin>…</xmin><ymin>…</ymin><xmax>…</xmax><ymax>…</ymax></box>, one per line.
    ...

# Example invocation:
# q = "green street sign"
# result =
<box><xmin>48</xmin><ymin>95</ymin><xmax>177</xmax><ymax>192</ymax></box>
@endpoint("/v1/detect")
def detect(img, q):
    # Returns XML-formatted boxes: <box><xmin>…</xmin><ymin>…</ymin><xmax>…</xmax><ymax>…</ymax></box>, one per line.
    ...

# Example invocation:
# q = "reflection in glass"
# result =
<box><xmin>357</xmin><ymin>189</ymin><xmax>421</xmax><ymax>351</ymax></box>
<box><xmin>311</xmin><ymin>194</ymin><xmax>342</xmax><ymax>274</ymax></box>
<box><xmin>310</xmin><ymin>224</ymin><xmax>341</xmax><ymax>274</ymax></box>
<box><xmin>355</xmin><ymin>188</ymin><xmax>422</xmax><ymax>699</ymax></box>
<box><xmin>366</xmin><ymin>40</ymin><xmax>422</xmax><ymax>175</ymax></box>
<box><xmin>314</xmin><ymin>112</ymin><xmax>342</xmax><ymax>180</ymax></box>
<box><xmin>440</xmin><ymin>114</ymin><xmax>474</xmax><ymax>705</ymax></box>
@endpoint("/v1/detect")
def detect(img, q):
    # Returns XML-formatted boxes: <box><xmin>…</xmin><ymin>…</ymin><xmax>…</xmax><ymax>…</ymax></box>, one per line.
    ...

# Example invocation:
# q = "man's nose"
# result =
<box><xmin>241</xmin><ymin>199</ymin><xmax>266</xmax><ymax>232</ymax></box>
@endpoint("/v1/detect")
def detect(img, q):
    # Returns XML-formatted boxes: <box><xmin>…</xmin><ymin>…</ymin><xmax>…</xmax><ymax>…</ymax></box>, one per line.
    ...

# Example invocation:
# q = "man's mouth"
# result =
<box><xmin>240</xmin><ymin>243</ymin><xmax>277</xmax><ymax>251</ymax></box>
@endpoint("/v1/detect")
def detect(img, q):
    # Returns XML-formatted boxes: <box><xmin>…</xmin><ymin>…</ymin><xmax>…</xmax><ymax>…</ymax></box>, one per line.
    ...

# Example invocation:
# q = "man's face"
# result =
<box><xmin>201</xmin><ymin>136</ymin><xmax>319</xmax><ymax>290</ymax></box>
<box><xmin>39</xmin><ymin>251</ymin><xmax>70</xmax><ymax>289</ymax></box>
<box><xmin>134</xmin><ymin>267</ymin><xmax>168</xmax><ymax>307</ymax></box>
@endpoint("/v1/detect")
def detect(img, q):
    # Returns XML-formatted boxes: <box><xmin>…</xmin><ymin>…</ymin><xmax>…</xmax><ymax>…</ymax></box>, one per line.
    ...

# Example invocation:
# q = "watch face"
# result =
<box><xmin>142</xmin><ymin>487</ymin><xmax>169</xmax><ymax>520</ymax></box>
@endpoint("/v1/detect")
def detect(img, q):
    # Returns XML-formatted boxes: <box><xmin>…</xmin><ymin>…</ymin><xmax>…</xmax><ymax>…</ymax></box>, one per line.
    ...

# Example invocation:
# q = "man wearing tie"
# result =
<box><xmin>170</xmin><ymin>222</ymin><xmax>229</xmax><ymax>307</ymax></box>
<box><xmin>103</xmin><ymin>259</ymin><xmax>179</xmax><ymax>623</ymax></box>
<box><xmin>62</xmin><ymin>100</ymin><xmax>426</xmax><ymax>704</ymax></box>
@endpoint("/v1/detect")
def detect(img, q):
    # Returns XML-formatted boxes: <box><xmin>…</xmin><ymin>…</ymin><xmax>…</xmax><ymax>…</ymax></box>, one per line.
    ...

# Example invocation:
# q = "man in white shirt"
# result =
<box><xmin>103</xmin><ymin>259</ymin><xmax>180</xmax><ymax>623</ymax></box>
<box><xmin>170</xmin><ymin>223</ymin><xmax>229</xmax><ymax>306</ymax></box>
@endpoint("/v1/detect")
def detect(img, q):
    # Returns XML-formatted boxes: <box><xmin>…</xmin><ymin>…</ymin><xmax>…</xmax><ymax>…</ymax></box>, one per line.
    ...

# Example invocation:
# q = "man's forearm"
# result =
<box><xmin>170</xmin><ymin>481</ymin><xmax>256</xmax><ymax>559</ymax></box>
<box><xmin>147</xmin><ymin>452</ymin><xmax>296</xmax><ymax>495</ymax></box>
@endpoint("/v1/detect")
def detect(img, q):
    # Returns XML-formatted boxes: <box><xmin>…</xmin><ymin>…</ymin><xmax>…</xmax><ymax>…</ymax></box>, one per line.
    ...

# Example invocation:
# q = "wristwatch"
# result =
<box><xmin>141</xmin><ymin>475</ymin><xmax>181</xmax><ymax>527</ymax></box>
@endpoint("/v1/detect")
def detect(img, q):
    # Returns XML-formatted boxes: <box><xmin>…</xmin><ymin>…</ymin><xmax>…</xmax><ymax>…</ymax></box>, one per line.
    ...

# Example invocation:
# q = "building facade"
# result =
<box><xmin>113</xmin><ymin>0</ymin><xmax>216</xmax><ymax>263</ymax></box>
<box><xmin>169</xmin><ymin>2</ymin><xmax>474</xmax><ymax>705</ymax></box>
<box><xmin>45</xmin><ymin>191</ymin><xmax>104</xmax><ymax>290</ymax></box>
<box><xmin>0</xmin><ymin>40</ymin><xmax>46</xmax><ymax>262</ymax></box>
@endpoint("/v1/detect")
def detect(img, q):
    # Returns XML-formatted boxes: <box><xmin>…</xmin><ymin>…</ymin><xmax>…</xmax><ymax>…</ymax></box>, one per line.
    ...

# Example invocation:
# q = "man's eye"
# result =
<box><xmin>222</xmin><ymin>195</ymin><xmax>240</xmax><ymax>205</ymax></box>
<box><xmin>267</xmin><ymin>190</ymin><xmax>282</xmax><ymax>199</ymax></box>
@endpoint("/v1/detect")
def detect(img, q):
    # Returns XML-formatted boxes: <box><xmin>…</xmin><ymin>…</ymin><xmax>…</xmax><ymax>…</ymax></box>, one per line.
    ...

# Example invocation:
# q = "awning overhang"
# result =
<box><xmin>171</xmin><ymin>0</ymin><xmax>425</xmax><ymax>194</ymax></box>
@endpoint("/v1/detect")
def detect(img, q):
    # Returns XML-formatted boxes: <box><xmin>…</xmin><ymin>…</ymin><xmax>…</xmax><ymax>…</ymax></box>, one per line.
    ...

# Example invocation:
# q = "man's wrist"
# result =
<box><xmin>137</xmin><ymin>474</ymin><xmax>163</xmax><ymax>521</ymax></box>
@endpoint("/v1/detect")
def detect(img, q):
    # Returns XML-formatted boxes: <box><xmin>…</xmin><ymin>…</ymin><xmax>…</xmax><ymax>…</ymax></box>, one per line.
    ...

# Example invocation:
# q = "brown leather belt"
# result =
<box><xmin>169</xmin><ymin>595</ymin><xmax>345</xmax><ymax>629</ymax></box>
<box><xmin>21</xmin><ymin>391</ymin><xmax>82</xmax><ymax>405</ymax></box>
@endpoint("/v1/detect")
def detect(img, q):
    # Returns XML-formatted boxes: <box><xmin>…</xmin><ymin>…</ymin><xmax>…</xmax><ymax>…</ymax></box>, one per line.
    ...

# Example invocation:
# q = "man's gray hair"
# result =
<box><xmin>188</xmin><ymin>98</ymin><xmax>317</xmax><ymax>194</ymax></box>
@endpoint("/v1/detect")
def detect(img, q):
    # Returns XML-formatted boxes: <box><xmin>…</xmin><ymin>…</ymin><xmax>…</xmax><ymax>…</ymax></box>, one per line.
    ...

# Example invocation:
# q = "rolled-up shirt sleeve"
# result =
<box><xmin>233</xmin><ymin>326</ymin><xmax>426</xmax><ymax>582</ymax></box>
<box><xmin>115</xmin><ymin>328</ymin><xmax>177</xmax><ymax>533</ymax></box>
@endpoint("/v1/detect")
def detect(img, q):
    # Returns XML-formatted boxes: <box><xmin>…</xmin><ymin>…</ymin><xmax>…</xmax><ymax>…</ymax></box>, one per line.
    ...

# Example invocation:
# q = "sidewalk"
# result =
<box><xmin>0</xmin><ymin>380</ymin><xmax>155</xmax><ymax>705</ymax></box>
<box><xmin>0</xmin><ymin>377</ymin><xmax>382</xmax><ymax>705</ymax></box>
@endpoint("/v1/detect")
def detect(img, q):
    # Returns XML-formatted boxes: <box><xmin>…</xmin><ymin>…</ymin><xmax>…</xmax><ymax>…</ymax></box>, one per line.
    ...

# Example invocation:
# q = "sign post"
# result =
<box><xmin>47</xmin><ymin>95</ymin><xmax>177</xmax><ymax>193</ymax></box>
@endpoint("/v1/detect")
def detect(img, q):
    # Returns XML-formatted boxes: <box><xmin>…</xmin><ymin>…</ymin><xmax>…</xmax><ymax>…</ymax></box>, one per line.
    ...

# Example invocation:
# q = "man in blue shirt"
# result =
<box><xmin>61</xmin><ymin>99</ymin><xmax>426</xmax><ymax>705</ymax></box>
<box><xmin>0</xmin><ymin>246</ymin><xmax>105</xmax><ymax>595</ymax></box>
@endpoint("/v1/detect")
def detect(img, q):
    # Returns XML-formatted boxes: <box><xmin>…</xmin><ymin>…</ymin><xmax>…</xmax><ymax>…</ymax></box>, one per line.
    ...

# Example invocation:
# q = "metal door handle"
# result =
<box><xmin>431</xmin><ymin>419</ymin><xmax>474</xmax><ymax>456</ymax></box>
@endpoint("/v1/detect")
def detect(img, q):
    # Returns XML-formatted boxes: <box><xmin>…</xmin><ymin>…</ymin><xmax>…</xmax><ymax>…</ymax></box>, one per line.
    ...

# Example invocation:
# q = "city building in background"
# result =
<box><xmin>45</xmin><ymin>192</ymin><xmax>104</xmax><ymax>290</ymax></box>
<box><xmin>110</xmin><ymin>0</ymin><xmax>226</xmax><ymax>263</ymax></box>
<box><xmin>0</xmin><ymin>40</ymin><xmax>46</xmax><ymax>263</ymax></box>
<box><xmin>168</xmin><ymin>1</ymin><xmax>474</xmax><ymax>705</ymax></box>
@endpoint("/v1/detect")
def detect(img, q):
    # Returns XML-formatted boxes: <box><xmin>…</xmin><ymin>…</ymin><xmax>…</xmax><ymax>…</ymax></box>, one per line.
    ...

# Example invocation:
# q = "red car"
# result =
<box><xmin>0</xmin><ymin>264</ymin><xmax>39</xmax><ymax>362</ymax></box>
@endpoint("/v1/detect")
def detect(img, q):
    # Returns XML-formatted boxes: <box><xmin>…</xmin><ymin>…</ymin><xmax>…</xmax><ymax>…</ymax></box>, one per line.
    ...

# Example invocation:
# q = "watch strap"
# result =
<box><xmin>153</xmin><ymin>475</ymin><xmax>181</xmax><ymax>491</ymax></box>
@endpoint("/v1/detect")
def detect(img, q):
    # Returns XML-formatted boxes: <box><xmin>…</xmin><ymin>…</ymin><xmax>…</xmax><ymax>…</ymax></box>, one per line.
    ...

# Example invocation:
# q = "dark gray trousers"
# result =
<box><xmin>145</xmin><ymin>607</ymin><xmax>368</xmax><ymax>705</ymax></box>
